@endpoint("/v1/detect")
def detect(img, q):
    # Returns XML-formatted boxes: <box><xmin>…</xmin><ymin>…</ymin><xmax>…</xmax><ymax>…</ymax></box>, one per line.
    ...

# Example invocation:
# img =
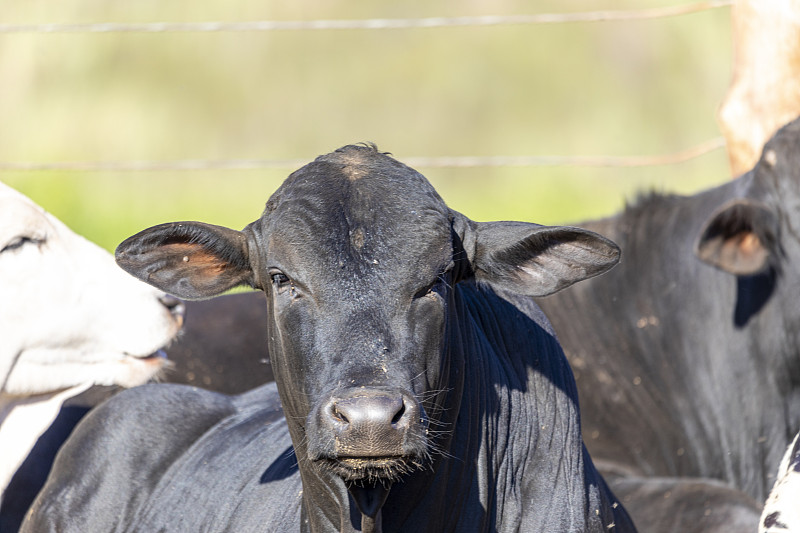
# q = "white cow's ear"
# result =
<box><xmin>694</xmin><ymin>199</ymin><xmax>780</xmax><ymax>276</ymax></box>
<box><xmin>116</xmin><ymin>222</ymin><xmax>253</xmax><ymax>300</ymax></box>
<box><xmin>469</xmin><ymin>221</ymin><xmax>620</xmax><ymax>297</ymax></box>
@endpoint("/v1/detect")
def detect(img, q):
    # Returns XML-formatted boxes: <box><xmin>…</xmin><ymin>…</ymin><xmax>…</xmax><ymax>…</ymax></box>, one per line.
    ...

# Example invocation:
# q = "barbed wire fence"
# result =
<box><xmin>0</xmin><ymin>1</ymin><xmax>732</xmax><ymax>172</ymax></box>
<box><xmin>0</xmin><ymin>1</ymin><xmax>732</xmax><ymax>33</ymax></box>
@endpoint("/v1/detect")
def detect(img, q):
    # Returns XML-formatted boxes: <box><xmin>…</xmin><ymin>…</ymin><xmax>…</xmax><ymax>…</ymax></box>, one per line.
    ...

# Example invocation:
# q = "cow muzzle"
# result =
<box><xmin>309</xmin><ymin>387</ymin><xmax>429</xmax><ymax>484</ymax></box>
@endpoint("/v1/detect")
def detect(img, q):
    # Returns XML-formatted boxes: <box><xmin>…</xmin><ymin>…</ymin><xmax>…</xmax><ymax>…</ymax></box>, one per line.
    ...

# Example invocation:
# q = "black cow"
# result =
<box><xmin>24</xmin><ymin>144</ymin><xmax>635</xmax><ymax>532</ymax></box>
<box><xmin>534</xmin><ymin>118</ymin><xmax>800</xmax><ymax>530</ymax></box>
<box><xmin>139</xmin><ymin>119</ymin><xmax>800</xmax><ymax>532</ymax></box>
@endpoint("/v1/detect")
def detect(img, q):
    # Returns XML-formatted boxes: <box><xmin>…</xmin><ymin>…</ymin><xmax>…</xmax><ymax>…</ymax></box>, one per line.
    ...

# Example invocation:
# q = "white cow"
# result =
<box><xmin>0</xmin><ymin>181</ymin><xmax>183</xmax><ymax>500</ymax></box>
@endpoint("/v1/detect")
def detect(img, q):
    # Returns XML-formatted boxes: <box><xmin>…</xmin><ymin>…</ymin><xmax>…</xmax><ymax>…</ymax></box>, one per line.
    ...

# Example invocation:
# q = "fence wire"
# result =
<box><xmin>0</xmin><ymin>1</ymin><xmax>732</xmax><ymax>173</ymax></box>
<box><xmin>0</xmin><ymin>1</ymin><xmax>732</xmax><ymax>34</ymax></box>
<box><xmin>0</xmin><ymin>138</ymin><xmax>725</xmax><ymax>173</ymax></box>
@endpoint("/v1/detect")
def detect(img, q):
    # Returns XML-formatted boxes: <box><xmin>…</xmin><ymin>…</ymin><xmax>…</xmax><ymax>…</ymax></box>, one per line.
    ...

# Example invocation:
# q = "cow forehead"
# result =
<box><xmin>257</xmin><ymin>146</ymin><xmax>454</xmax><ymax>284</ymax></box>
<box><xmin>0</xmin><ymin>190</ymin><xmax>51</xmax><ymax>244</ymax></box>
<box><xmin>268</xmin><ymin>145</ymin><xmax>449</xmax><ymax>219</ymax></box>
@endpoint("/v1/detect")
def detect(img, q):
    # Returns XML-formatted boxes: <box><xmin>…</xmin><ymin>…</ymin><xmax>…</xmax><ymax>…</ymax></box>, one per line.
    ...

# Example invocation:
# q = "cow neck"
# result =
<box><xmin>0</xmin><ymin>382</ymin><xmax>91</xmax><ymax>495</ymax></box>
<box><xmin>439</xmin><ymin>283</ymin><xmax>594</xmax><ymax>530</ymax></box>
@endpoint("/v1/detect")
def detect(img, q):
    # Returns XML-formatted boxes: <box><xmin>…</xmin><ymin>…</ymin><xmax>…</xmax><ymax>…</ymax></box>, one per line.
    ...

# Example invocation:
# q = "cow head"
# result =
<box><xmin>696</xmin><ymin>117</ymin><xmax>800</xmax><ymax>276</ymax></box>
<box><xmin>0</xmin><ymin>183</ymin><xmax>184</xmax><ymax>397</ymax></box>
<box><xmin>116</xmin><ymin>144</ymin><xmax>619</xmax><ymax>527</ymax></box>
<box><xmin>695</xmin><ymin>117</ymin><xmax>800</xmax><ymax>331</ymax></box>
<box><xmin>702</xmin><ymin>118</ymin><xmax>800</xmax><ymax>270</ymax></box>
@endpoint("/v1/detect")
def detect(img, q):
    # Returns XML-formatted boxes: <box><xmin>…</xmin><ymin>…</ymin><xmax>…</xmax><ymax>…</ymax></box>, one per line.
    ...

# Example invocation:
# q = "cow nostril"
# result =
<box><xmin>332</xmin><ymin>405</ymin><xmax>349</xmax><ymax>424</ymax></box>
<box><xmin>391</xmin><ymin>402</ymin><xmax>406</xmax><ymax>426</ymax></box>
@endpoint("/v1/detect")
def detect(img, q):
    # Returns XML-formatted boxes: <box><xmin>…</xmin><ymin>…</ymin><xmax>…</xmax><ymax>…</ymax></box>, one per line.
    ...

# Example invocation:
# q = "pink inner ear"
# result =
<box><xmin>162</xmin><ymin>243</ymin><xmax>230</xmax><ymax>274</ymax></box>
<box><xmin>738</xmin><ymin>232</ymin><xmax>763</xmax><ymax>257</ymax></box>
<box><xmin>694</xmin><ymin>198</ymin><xmax>778</xmax><ymax>276</ymax></box>
<box><xmin>699</xmin><ymin>230</ymin><xmax>769</xmax><ymax>275</ymax></box>
<box><xmin>722</xmin><ymin>232</ymin><xmax>768</xmax><ymax>272</ymax></box>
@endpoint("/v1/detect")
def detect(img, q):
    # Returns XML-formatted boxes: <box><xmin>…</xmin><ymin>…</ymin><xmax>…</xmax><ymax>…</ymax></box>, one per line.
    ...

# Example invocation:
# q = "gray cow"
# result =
<box><xmin>25</xmin><ymin>145</ymin><xmax>635</xmax><ymax>532</ymax></box>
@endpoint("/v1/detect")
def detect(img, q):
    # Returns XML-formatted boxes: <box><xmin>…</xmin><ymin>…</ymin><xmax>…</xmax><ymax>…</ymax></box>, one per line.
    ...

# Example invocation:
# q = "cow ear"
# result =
<box><xmin>694</xmin><ymin>199</ymin><xmax>780</xmax><ymax>276</ymax></box>
<box><xmin>470</xmin><ymin>221</ymin><xmax>620</xmax><ymax>297</ymax></box>
<box><xmin>115</xmin><ymin>222</ymin><xmax>254</xmax><ymax>300</ymax></box>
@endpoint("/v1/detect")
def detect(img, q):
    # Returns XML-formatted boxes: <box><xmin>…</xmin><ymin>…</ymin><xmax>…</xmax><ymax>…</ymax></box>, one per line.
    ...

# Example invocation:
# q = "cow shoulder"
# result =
<box><xmin>24</xmin><ymin>384</ymin><xmax>238</xmax><ymax>532</ymax></box>
<box><xmin>130</xmin><ymin>385</ymin><xmax>302</xmax><ymax>531</ymax></box>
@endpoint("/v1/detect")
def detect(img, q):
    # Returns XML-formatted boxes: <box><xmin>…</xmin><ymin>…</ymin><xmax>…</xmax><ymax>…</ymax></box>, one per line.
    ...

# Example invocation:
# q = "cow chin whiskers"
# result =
<box><xmin>315</xmin><ymin>453</ymin><xmax>429</xmax><ymax>486</ymax></box>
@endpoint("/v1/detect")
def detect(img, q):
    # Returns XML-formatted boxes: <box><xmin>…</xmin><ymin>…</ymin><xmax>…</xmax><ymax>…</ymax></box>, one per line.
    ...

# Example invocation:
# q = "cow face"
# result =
<box><xmin>0</xmin><ymin>183</ymin><xmax>183</xmax><ymax>396</ymax></box>
<box><xmin>695</xmin><ymin>119</ymin><xmax>800</xmax><ymax>285</ymax></box>
<box><xmin>116</xmin><ymin>145</ymin><xmax>619</xmax><ymax>514</ymax></box>
<box><xmin>696</xmin><ymin>117</ymin><xmax>800</xmax><ymax>276</ymax></box>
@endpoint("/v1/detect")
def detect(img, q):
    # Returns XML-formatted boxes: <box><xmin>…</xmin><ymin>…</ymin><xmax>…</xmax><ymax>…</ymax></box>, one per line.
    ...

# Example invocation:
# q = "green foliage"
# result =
<box><xmin>0</xmin><ymin>1</ymin><xmax>733</xmax><ymax>251</ymax></box>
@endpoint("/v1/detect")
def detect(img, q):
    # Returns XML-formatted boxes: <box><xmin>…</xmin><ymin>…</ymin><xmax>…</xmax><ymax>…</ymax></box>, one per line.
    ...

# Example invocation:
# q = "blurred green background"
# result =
<box><xmin>0</xmin><ymin>0</ymin><xmax>734</xmax><ymax>252</ymax></box>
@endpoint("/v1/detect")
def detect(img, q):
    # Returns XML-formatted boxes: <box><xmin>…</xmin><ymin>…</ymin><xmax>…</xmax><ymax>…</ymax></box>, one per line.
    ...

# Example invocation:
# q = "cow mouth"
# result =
<box><xmin>126</xmin><ymin>349</ymin><xmax>168</xmax><ymax>364</ymax></box>
<box><xmin>317</xmin><ymin>455</ymin><xmax>424</xmax><ymax>484</ymax></box>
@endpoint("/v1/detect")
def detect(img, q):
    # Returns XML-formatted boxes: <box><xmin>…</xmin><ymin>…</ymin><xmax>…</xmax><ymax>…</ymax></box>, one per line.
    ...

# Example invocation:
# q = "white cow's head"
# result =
<box><xmin>0</xmin><ymin>182</ymin><xmax>183</xmax><ymax>396</ymax></box>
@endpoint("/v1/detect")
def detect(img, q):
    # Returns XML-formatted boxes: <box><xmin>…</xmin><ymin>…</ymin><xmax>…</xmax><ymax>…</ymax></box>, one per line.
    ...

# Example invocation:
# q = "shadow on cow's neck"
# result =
<box><xmin>733</xmin><ymin>267</ymin><xmax>777</xmax><ymax>328</ymax></box>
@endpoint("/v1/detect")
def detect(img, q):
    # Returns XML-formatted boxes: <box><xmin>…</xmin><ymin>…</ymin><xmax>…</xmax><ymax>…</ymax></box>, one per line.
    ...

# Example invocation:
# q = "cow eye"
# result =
<box><xmin>269</xmin><ymin>270</ymin><xmax>295</xmax><ymax>296</ymax></box>
<box><xmin>270</xmin><ymin>272</ymin><xmax>290</xmax><ymax>286</ymax></box>
<box><xmin>1</xmin><ymin>235</ymin><xmax>42</xmax><ymax>254</ymax></box>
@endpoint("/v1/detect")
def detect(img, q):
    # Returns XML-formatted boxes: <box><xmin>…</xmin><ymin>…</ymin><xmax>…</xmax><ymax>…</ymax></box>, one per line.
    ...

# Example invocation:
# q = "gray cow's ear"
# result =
<box><xmin>694</xmin><ymin>199</ymin><xmax>780</xmax><ymax>276</ymax></box>
<box><xmin>469</xmin><ymin>221</ymin><xmax>620</xmax><ymax>297</ymax></box>
<box><xmin>115</xmin><ymin>222</ymin><xmax>254</xmax><ymax>300</ymax></box>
